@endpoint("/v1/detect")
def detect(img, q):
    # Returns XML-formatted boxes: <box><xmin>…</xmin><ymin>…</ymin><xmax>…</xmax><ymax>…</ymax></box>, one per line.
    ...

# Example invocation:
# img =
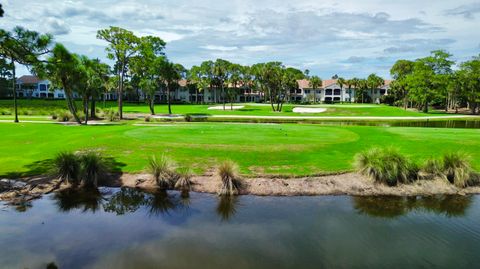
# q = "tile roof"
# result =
<box><xmin>17</xmin><ymin>75</ymin><xmax>41</xmax><ymax>84</ymax></box>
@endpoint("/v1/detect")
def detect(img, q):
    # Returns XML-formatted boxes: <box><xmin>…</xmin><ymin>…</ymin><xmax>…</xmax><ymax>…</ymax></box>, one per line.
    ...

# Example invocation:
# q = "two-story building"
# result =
<box><xmin>14</xmin><ymin>75</ymin><xmax>391</xmax><ymax>104</ymax></box>
<box><xmin>15</xmin><ymin>75</ymin><xmax>73</xmax><ymax>99</ymax></box>
<box><xmin>296</xmin><ymin>79</ymin><xmax>391</xmax><ymax>103</ymax></box>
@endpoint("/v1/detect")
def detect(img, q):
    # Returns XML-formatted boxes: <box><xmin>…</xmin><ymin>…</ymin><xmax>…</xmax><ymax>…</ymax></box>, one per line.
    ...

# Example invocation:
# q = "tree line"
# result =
<box><xmin>388</xmin><ymin>50</ymin><xmax>480</xmax><ymax>114</ymax></box>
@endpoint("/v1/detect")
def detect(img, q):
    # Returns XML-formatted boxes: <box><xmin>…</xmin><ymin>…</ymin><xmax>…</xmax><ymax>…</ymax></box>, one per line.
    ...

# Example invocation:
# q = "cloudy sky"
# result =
<box><xmin>3</xmin><ymin>0</ymin><xmax>480</xmax><ymax>78</ymax></box>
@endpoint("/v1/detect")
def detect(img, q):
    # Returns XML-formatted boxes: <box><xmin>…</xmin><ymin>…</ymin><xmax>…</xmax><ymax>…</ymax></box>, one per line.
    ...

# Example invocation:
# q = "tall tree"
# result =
<box><xmin>200</xmin><ymin>60</ymin><xmax>215</xmax><ymax>103</ymax></box>
<box><xmin>188</xmin><ymin>65</ymin><xmax>203</xmax><ymax>104</ymax></box>
<box><xmin>227</xmin><ymin>63</ymin><xmax>242</xmax><ymax>109</ymax></box>
<box><xmin>157</xmin><ymin>60</ymin><xmax>184</xmax><ymax>114</ymax></box>
<box><xmin>213</xmin><ymin>59</ymin><xmax>231</xmax><ymax>110</ymax></box>
<box><xmin>390</xmin><ymin>59</ymin><xmax>414</xmax><ymax>109</ymax></box>
<box><xmin>0</xmin><ymin>27</ymin><xmax>52</xmax><ymax>122</ymax></box>
<box><xmin>367</xmin><ymin>74</ymin><xmax>384</xmax><ymax>103</ymax></box>
<box><xmin>337</xmin><ymin>77</ymin><xmax>346</xmax><ymax>103</ymax></box>
<box><xmin>309</xmin><ymin>76</ymin><xmax>322</xmax><ymax>104</ymax></box>
<box><xmin>97</xmin><ymin>27</ymin><xmax>140</xmax><ymax>119</ymax></box>
<box><xmin>457</xmin><ymin>55</ymin><xmax>480</xmax><ymax>114</ymax></box>
<box><xmin>78</xmin><ymin>57</ymin><xmax>110</xmax><ymax>122</ymax></box>
<box><xmin>130</xmin><ymin>36</ymin><xmax>166</xmax><ymax>115</ymax></box>
<box><xmin>36</xmin><ymin>43</ymin><xmax>82</xmax><ymax>124</ymax></box>
<box><xmin>350</xmin><ymin>78</ymin><xmax>360</xmax><ymax>103</ymax></box>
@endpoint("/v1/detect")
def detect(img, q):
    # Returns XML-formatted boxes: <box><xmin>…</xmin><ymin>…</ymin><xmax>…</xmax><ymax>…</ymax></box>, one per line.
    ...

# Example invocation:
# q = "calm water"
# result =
<box><xmin>1</xmin><ymin>188</ymin><xmax>480</xmax><ymax>269</ymax></box>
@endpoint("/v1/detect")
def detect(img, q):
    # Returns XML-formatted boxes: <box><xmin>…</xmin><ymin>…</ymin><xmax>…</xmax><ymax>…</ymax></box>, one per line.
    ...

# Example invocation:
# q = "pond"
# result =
<box><xmin>1</xmin><ymin>188</ymin><xmax>480</xmax><ymax>269</ymax></box>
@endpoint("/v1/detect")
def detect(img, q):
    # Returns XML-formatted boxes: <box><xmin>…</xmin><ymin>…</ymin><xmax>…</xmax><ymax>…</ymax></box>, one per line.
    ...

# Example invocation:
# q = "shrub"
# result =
<box><xmin>53</xmin><ymin>152</ymin><xmax>81</xmax><ymax>185</ymax></box>
<box><xmin>105</xmin><ymin>109</ymin><xmax>119</xmax><ymax>122</ymax></box>
<box><xmin>148</xmin><ymin>155</ymin><xmax>177</xmax><ymax>190</ymax></box>
<box><xmin>355</xmin><ymin>148</ymin><xmax>418</xmax><ymax>186</ymax></box>
<box><xmin>442</xmin><ymin>152</ymin><xmax>472</xmax><ymax>187</ymax></box>
<box><xmin>0</xmin><ymin>109</ymin><xmax>11</xmax><ymax>115</ymax></box>
<box><xmin>422</xmin><ymin>152</ymin><xmax>474</xmax><ymax>187</ymax></box>
<box><xmin>217</xmin><ymin>160</ymin><xmax>240</xmax><ymax>196</ymax></box>
<box><xmin>79</xmin><ymin>151</ymin><xmax>106</xmax><ymax>188</ymax></box>
<box><xmin>57</xmin><ymin>111</ymin><xmax>72</xmax><ymax>122</ymax></box>
<box><xmin>175</xmin><ymin>167</ymin><xmax>192</xmax><ymax>192</ymax></box>
<box><xmin>422</xmin><ymin>158</ymin><xmax>443</xmax><ymax>179</ymax></box>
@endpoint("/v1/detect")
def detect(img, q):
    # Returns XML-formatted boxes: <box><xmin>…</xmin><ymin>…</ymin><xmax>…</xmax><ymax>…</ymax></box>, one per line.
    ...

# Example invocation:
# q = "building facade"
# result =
<box><xmin>15</xmin><ymin>75</ymin><xmax>76</xmax><ymax>99</ymax></box>
<box><xmin>14</xmin><ymin>75</ymin><xmax>390</xmax><ymax>104</ymax></box>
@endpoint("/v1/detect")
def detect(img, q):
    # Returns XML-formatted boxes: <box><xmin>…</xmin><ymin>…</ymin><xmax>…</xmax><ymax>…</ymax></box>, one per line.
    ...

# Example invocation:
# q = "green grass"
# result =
<box><xmin>0</xmin><ymin>122</ymin><xmax>479</xmax><ymax>178</ymax></box>
<box><xmin>0</xmin><ymin>99</ymin><xmax>455</xmax><ymax>117</ymax></box>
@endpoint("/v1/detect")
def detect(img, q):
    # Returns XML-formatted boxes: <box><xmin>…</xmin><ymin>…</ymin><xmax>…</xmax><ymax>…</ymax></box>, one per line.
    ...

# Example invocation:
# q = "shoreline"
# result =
<box><xmin>2</xmin><ymin>172</ymin><xmax>480</xmax><ymax>205</ymax></box>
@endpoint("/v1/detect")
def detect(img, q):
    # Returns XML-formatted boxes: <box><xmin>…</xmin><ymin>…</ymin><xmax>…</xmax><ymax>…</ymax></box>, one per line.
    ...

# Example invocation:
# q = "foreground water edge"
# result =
<box><xmin>1</xmin><ymin>188</ymin><xmax>480</xmax><ymax>269</ymax></box>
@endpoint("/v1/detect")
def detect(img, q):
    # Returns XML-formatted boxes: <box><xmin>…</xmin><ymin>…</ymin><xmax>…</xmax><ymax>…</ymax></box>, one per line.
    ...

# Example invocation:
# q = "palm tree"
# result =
<box><xmin>158</xmin><ymin>60</ymin><xmax>183</xmax><ymax>115</ymax></box>
<box><xmin>309</xmin><ymin>76</ymin><xmax>322</xmax><ymax>104</ymax></box>
<box><xmin>213</xmin><ymin>59</ymin><xmax>231</xmax><ymax>110</ymax></box>
<box><xmin>39</xmin><ymin>43</ymin><xmax>82</xmax><ymax>124</ymax></box>
<box><xmin>350</xmin><ymin>78</ymin><xmax>360</xmax><ymax>103</ymax></box>
<box><xmin>337</xmin><ymin>77</ymin><xmax>346</xmax><ymax>103</ymax></box>
<box><xmin>367</xmin><ymin>74</ymin><xmax>385</xmax><ymax>103</ymax></box>
<box><xmin>228</xmin><ymin>63</ymin><xmax>241</xmax><ymax>109</ymax></box>
<box><xmin>346</xmin><ymin>79</ymin><xmax>353</xmax><ymax>103</ymax></box>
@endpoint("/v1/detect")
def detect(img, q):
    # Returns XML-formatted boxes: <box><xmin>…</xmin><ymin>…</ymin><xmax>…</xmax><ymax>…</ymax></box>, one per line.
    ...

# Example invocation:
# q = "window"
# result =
<box><xmin>304</xmin><ymin>90</ymin><xmax>310</xmax><ymax>94</ymax></box>
<box><xmin>334</xmin><ymin>89</ymin><xmax>341</xmax><ymax>95</ymax></box>
<box><xmin>325</xmin><ymin>89</ymin><xmax>332</xmax><ymax>95</ymax></box>
<box><xmin>334</xmin><ymin>97</ymin><xmax>341</xmax><ymax>101</ymax></box>
<box><xmin>39</xmin><ymin>84</ymin><xmax>47</xmax><ymax>91</ymax></box>
<box><xmin>380</xmin><ymin>89</ymin><xmax>386</xmax><ymax>95</ymax></box>
<box><xmin>58</xmin><ymin>94</ymin><xmax>64</xmax><ymax>98</ymax></box>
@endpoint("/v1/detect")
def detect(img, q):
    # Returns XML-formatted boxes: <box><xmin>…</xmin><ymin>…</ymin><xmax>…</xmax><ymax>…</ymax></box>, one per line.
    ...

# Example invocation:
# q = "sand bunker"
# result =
<box><xmin>292</xmin><ymin>107</ymin><xmax>327</xmax><ymax>113</ymax></box>
<box><xmin>208</xmin><ymin>105</ymin><xmax>245</xmax><ymax>110</ymax></box>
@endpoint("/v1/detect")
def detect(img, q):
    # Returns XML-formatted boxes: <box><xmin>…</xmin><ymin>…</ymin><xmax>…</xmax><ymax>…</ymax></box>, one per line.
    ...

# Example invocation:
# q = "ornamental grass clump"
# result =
<box><xmin>421</xmin><ymin>152</ymin><xmax>474</xmax><ymax>187</ymax></box>
<box><xmin>105</xmin><ymin>109</ymin><xmax>120</xmax><ymax>122</ymax></box>
<box><xmin>217</xmin><ymin>160</ymin><xmax>240</xmax><ymax>196</ymax></box>
<box><xmin>53</xmin><ymin>151</ymin><xmax>107</xmax><ymax>188</ymax></box>
<box><xmin>53</xmin><ymin>152</ymin><xmax>81</xmax><ymax>185</ymax></box>
<box><xmin>56</xmin><ymin>111</ymin><xmax>72</xmax><ymax>122</ymax></box>
<box><xmin>148</xmin><ymin>155</ymin><xmax>177</xmax><ymax>190</ymax></box>
<box><xmin>355</xmin><ymin>148</ymin><xmax>418</xmax><ymax>186</ymax></box>
<box><xmin>175</xmin><ymin>167</ymin><xmax>192</xmax><ymax>192</ymax></box>
<box><xmin>79</xmin><ymin>151</ymin><xmax>106</xmax><ymax>189</ymax></box>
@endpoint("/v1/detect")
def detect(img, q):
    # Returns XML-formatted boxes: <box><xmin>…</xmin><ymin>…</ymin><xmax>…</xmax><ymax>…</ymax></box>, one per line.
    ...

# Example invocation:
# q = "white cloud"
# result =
<box><xmin>4</xmin><ymin>0</ymin><xmax>480</xmax><ymax>79</ymax></box>
<box><xmin>201</xmin><ymin>45</ymin><xmax>239</xmax><ymax>51</ymax></box>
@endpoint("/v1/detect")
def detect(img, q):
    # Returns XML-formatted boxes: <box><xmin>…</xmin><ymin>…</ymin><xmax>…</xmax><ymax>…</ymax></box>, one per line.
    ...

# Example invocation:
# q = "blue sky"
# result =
<box><xmin>3</xmin><ymin>0</ymin><xmax>480</xmax><ymax>79</ymax></box>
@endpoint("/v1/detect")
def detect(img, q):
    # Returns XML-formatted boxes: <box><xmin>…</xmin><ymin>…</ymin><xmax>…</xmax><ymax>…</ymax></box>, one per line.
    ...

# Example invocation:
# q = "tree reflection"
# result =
<box><xmin>216</xmin><ymin>196</ymin><xmax>239</xmax><ymax>221</ymax></box>
<box><xmin>103</xmin><ymin>187</ymin><xmax>146</xmax><ymax>215</ymax></box>
<box><xmin>353</xmin><ymin>195</ymin><xmax>473</xmax><ymax>218</ymax></box>
<box><xmin>53</xmin><ymin>188</ymin><xmax>103</xmax><ymax>213</ymax></box>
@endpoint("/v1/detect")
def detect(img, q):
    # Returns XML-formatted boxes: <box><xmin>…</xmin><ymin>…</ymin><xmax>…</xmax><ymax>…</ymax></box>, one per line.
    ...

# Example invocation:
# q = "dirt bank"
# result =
<box><xmin>2</xmin><ymin>172</ymin><xmax>479</xmax><ymax>205</ymax></box>
<box><xmin>89</xmin><ymin>171</ymin><xmax>480</xmax><ymax>196</ymax></box>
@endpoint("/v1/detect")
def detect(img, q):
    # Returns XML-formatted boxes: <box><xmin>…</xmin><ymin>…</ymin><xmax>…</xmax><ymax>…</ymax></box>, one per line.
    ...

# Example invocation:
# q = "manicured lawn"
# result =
<box><xmin>0</xmin><ymin>122</ymin><xmax>478</xmax><ymax>178</ymax></box>
<box><xmin>0</xmin><ymin>99</ymin><xmax>453</xmax><ymax>117</ymax></box>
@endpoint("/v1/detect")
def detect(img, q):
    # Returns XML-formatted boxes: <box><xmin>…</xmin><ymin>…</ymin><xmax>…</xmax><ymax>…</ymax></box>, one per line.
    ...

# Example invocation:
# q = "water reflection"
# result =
<box><xmin>103</xmin><ymin>187</ymin><xmax>146</xmax><ymax>215</ymax></box>
<box><xmin>353</xmin><ymin>195</ymin><xmax>473</xmax><ymax>218</ymax></box>
<box><xmin>216</xmin><ymin>196</ymin><xmax>239</xmax><ymax>221</ymax></box>
<box><xmin>52</xmin><ymin>187</ymin><xmax>191</xmax><ymax>217</ymax></box>
<box><xmin>53</xmin><ymin>188</ymin><xmax>104</xmax><ymax>213</ymax></box>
